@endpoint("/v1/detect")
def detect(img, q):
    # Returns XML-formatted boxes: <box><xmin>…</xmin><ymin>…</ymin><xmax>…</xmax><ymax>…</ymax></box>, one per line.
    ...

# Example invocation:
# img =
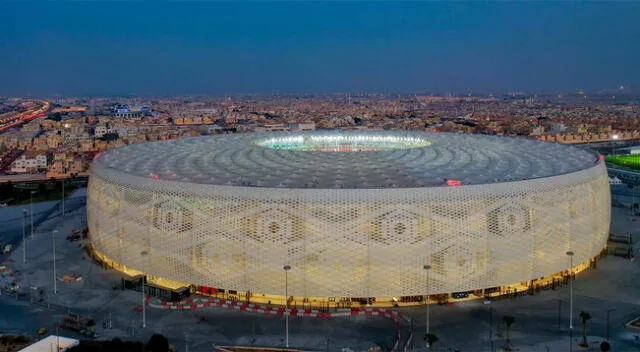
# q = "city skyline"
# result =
<box><xmin>1</xmin><ymin>2</ymin><xmax>639</xmax><ymax>96</ymax></box>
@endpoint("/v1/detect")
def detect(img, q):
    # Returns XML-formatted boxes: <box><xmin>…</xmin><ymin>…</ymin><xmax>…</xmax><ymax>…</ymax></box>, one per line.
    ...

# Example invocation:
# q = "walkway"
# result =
<box><xmin>147</xmin><ymin>296</ymin><xmax>411</xmax><ymax>325</ymax></box>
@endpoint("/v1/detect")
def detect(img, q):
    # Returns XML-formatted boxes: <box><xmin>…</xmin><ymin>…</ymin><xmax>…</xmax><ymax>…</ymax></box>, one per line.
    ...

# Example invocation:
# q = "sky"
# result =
<box><xmin>0</xmin><ymin>1</ymin><xmax>639</xmax><ymax>97</ymax></box>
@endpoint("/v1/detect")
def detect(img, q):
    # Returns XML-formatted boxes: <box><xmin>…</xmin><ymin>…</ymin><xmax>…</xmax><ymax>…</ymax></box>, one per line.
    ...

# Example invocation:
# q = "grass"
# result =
<box><xmin>605</xmin><ymin>155</ymin><xmax>640</xmax><ymax>170</ymax></box>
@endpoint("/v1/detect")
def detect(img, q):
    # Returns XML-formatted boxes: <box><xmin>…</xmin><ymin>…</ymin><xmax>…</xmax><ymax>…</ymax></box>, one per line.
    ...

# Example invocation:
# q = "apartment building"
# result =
<box><xmin>10</xmin><ymin>152</ymin><xmax>47</xmax><ymax>173</ymax></box>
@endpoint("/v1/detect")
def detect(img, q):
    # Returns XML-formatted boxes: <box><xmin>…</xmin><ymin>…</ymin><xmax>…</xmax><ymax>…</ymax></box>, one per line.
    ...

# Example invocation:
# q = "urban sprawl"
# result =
<box><xmin>0</xmin><ymin>91</ymin><xmax>639</xmax><ymax>183</ymax></box>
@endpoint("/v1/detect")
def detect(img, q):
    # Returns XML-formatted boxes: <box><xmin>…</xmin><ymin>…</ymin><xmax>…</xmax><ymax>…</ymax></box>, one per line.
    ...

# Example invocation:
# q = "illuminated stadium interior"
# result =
<box><xmin>256</xmin><ymin>134</ymin><xmax>432</xmax><ymax>152</ymax></box>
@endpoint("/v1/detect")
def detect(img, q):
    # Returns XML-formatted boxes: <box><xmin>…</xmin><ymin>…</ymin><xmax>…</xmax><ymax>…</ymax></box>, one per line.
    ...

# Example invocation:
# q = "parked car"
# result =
<box><xmin>66</xmin><ymin>234</ymin><xmax>81</xmax><ymax>242</ymax></box>
<box><xmin>451</xmin><ymin>292</ymin><xmax>469</xmax><ymax>299</ymax></box>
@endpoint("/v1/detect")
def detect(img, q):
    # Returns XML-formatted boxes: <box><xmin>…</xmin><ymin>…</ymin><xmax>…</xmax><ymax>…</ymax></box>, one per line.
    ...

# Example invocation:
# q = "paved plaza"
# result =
<box><xmin>1</xmin><ymin>187</ymin><xmax>640</xmax><ymax>351</ymax></box>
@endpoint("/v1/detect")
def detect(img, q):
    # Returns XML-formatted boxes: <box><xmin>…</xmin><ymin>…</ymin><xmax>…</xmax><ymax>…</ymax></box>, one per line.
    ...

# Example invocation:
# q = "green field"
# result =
<box><xmin>605</xmin><ymin>155</ymin><xmax>640</xmax><ymax>170</ymax></box>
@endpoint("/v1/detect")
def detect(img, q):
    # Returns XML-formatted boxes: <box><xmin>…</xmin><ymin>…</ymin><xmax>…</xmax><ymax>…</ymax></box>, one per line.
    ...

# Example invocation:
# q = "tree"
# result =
<box><xmin>100</xmin><ymin>132</ymin><xmax>119</xmax><ymax>141</ymax></box>
<box><xmin>503</xmin><ymin>315</ymin><xmax>515</xmax><ymax>348</ymax></box>
<box><xmin>424</xmin><ymin>332</ymin><xmax>439</xmax><ymax>352</ymax></box>
<box><xmin>147</xmin><ymin>333</ymin><xmax>170</xmax><ymax>352</ymax></box>
<box><xmin>580</xmin><ymin>311</ymin><xmax>592</xmax><ymax>347</ymax></box>
<box><xmin>47</xmin><ymin>112</ymin><xmax>62</xmax><ymax>121</ymax></box>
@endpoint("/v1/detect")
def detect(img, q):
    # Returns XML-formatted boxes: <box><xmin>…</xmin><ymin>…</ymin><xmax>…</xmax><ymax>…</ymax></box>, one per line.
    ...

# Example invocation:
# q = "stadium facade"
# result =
<box><xmin>87</xmin><ymin>131</ymin><xmax>610</xmax><ymax>304</ymax></box>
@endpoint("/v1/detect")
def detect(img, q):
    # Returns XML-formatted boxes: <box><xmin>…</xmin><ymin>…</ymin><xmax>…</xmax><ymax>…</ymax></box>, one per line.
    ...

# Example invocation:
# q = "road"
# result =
<box><xmin>0</xmin><ymin>100</ymin><xmax>51</xmax><ymax>134</ymax></box>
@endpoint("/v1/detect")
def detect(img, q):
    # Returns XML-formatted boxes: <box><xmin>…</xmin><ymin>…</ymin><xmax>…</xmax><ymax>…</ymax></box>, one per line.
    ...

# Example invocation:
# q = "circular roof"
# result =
<box><xmin>94</xmin><ymin>131</ymin><xmax>599</xmax><ymax>189</ymax></box>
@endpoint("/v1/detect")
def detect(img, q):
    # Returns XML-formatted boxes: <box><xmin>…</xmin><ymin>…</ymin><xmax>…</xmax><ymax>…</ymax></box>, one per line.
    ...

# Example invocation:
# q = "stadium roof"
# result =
<box><xmin>94</xmin><ymin>131</ymin><xmax>599</xmax><ymax>189</ymax></box>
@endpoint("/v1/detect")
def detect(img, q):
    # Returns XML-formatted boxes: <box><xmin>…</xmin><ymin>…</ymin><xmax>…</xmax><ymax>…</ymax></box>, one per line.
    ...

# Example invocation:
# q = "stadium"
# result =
<box><xmin>87</xmin><ymin>131</ymin><xmax>610</xmax><ymax>305</ymax></box>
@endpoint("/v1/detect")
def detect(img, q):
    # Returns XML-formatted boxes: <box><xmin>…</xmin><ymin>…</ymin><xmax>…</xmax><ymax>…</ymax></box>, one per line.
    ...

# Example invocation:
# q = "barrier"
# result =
<box><xmin>149</xmin><ymin>296</ymin><xmax>411</xmax><ymax>324</ymax></box>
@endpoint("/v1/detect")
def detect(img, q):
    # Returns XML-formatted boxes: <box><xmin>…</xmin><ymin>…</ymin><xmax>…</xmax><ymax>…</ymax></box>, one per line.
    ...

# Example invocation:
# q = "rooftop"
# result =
<box><xmin>93</xmin><ymin>131</ymin><xmax>599</xmax><ymax>189</ymax></box>
<box><xmin>17</xmin><ymin>335</ymin><xmax>79</xmax><ymax>352</ymax></box>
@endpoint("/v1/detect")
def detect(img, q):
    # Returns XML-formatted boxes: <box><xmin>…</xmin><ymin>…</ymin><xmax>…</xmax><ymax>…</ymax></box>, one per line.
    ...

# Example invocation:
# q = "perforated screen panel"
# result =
<box><xmin>88</xmin><ymin>153</ymin><xmax>610</xmax><ymax>298</ymax></box>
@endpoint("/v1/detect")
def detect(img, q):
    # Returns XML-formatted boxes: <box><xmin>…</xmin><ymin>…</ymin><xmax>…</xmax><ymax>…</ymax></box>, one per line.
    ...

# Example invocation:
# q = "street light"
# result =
<box><xmin>423</xmin><ymin>264</ymin><xmax>432</xmax><ymax>337</ymax></box>
<box><xmin>606</xmin><ymin>308</ymin><xmax>616</xmax><ymax>341</ymax></box>
<box><xmin>52</xmin><ymin>229</ymin><xmax>58</xmax><ymax>294</ymax></box>
<box><xmin>566</xmin><ymin>250</ymin><xmax>575</xmax><ymax>352</ymax></box>
<box><xmin>30</xmin><ymin>191</ymin><xmax>37</xmax><ymax>238</ymax></box>
<box><xmin>566</xmin><ymin>250</ymin><xmax>574</xmax><ymax>330</ymax></box>
<box><xmin>612</xmin><ymin>134</ymin><xmax>619</xmax><ymax>155</ymax></box>
<box><xmin>140</xmin><ymin>251</ymin><xmax>148</xmax><ymax>329</ymax></box>
<box><xmin>22</xmin><ymin>209</ymin><xmax>27</xmax><ymax>264</ymax></box>
<box><xmin>61</xmin><ymin>179</ymin><xmax>65</xmax><ymax>219</ymax></box>
<box><xmin>283</xmin><ymin>264</ymin><xmax>291</xmax><ymax>349</ymax></box>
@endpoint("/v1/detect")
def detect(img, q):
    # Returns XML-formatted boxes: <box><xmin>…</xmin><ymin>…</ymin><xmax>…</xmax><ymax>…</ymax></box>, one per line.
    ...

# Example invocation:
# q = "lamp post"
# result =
<box><xmin>283</xmin><ymin>264</ymin><xmax>291</xmax><ymax>349</ymax></box>
<box><xmin>30</xmin><ymin>191</ymin><xmax>36</xmax><ymax>237</ymax></box>
<box><xmin>22</xmin><ymin>209</ymin><xmax>27</xmax><ymax>263</ymax></box>
<box><xmin>52</xmin><ymin>230</ymin><xmax>58</xmax><ymax>294</ymax></box>
<box><xmin>140</xmin><ymin>251</ymin><xmax>148</xmax><ymax>328</ymax></box>
<box><xmin>423</xmin><ymin>264</ymin><xmax>432</xmax><ymax>336</ymax></box>
<box><xmin>566</xmin><ymin>251</ymin><xmax>574</xmax><ymax>330</ymax></box>
<box><xmin>606</xmin><ymin>309</ymin><xmax>615</xmax><ymax>341</ymax></box>
<box><xmin>558</xmin><ymin>300</ymin><xmax>564</xmax><ymax>330</ymax></box>
<box><xmin>566</xmin><ymin>250</ymin><xmax>575</xmax><ymax>352</ymax></box>
<box><xmin>612</xmin><ymin>134</ymin><xmax>619</xmax><ymax>155</ymax></box>
<box><xmin>61</xmin><ymin>179</ymin><xmax>65</xmax><ymax>219</ymax></box>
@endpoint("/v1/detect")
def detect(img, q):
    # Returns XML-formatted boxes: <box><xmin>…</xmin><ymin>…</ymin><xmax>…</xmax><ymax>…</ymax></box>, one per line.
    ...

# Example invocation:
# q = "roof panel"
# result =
<box><xmin>94</xmin><ymin>131</ymin><xmax>599</xmax><ymax>189</ymax></box>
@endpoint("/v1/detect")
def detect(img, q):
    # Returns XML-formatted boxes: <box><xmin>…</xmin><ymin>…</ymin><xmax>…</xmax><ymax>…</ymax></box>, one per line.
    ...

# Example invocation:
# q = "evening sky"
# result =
<box><xmin>0</xmin><ymin>1</ymin><xmax>638</xmax><ymax>96</ymax></box>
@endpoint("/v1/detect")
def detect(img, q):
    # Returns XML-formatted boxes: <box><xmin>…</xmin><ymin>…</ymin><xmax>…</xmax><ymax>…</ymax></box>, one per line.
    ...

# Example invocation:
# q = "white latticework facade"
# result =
<box><xmin>87</xmin><ymin>133</ymin><xmax>610</xmax><ymax>299</ymax></box>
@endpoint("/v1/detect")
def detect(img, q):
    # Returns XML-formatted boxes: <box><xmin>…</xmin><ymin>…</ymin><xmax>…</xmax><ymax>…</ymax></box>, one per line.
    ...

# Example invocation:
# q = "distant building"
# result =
<box><xmin>293</xmin><ymin>122</ymin><xmax>316</xmax><ymax>131</ymax></box>
<box><xmin>550</xmin><ymin>123</ymin><xmax>567</xmax><ymax>134</ymax></box>
<box><xmin>254</xmin><ymin>123</ymin><xmax>289</xmax><ymax>132</ymax></box>
<box><xmin>94</xmin><ymin>124</ymin><xmax>117</xmax><ymax>138</ymax></box>
<box><xmin>10</xmin><ymin>152</ymin><xmax>47</xmax><ymax>173</ymax></box>
<box><xmin>114</xmin><ymin>106</ymin><xmax>150</xmax><ymax>118</ymax></box>
<box><xmin>530</xmin><ymin>126</ymin><xmax>545</xmax><ymax>136</ymax></box>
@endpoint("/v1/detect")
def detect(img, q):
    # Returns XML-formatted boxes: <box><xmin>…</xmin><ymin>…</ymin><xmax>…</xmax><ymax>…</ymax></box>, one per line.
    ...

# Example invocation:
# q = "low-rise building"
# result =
<box><xmin>94</xmin><ymin>124</ymin><xmax>118</xmax><ymax>138</ymax></box>
<box><xmin>46</xmin><ymin>152</ymin><xmax>89</xmax><ymax>178</ymax></box>
<box><xmin>293</xmin><ymin>122</ymin><xmax>316</xmax><ymax>131</ymax></box>
<box><xmin>254</xmin><ymin>123</ymin><xmax>289</xmax><ymax>132</ymax></box>
<box><xmin>10</xmin><ymin>152</ymin><xmax>47</xmax><ymax>173</ymax></box>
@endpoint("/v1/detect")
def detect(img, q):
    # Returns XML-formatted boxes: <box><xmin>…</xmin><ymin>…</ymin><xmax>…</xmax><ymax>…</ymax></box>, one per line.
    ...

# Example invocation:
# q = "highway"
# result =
<box><xmin>0</xmin><ymin>100</ymin><xmax>51</xmax><ymax>133</ymax></box>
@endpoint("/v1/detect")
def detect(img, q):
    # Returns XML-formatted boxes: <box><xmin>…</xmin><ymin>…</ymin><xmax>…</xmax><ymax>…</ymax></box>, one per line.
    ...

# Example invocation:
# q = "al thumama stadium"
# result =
<box><xmin>87</xmin><ymin>131</ymin><xmax>610</xmax><ymax>305</ymax></box>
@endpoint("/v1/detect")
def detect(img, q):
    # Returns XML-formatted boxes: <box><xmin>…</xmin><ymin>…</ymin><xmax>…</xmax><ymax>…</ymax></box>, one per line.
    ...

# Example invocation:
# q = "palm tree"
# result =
<box><xmin>580</xmin><ymin>311</ymin><xmax>592</xmax><ymax>347</ymax></box>
<box><xmin>424</xmin><ymin>332</ymin><xmax>439</xmax><ymax>352</ymax></box>
<box><xmin>503</xmin><ymin>315</ymin><xmax>515</xmax><ymax>348</ymax></box>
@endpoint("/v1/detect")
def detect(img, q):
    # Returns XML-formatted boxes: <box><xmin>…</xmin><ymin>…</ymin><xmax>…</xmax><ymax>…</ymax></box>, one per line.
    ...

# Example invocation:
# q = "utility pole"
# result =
<box><xmin>607</xmin><ymin>309</ymin><xmax>615</xmax><ymax>341</ymax></box>
<box><xmin>423</xmin><ymin>264</ymin><xmax>432</xmax><ymax>336</ymax></box>
<box><xmin>558</xmin><ymin>300</ymin><xmax>562</xmax><ymax>329</ymax></box>
<box><xmin>284</xmin><ymin>264</ymin><xmax>291</xmax><ymax>349</ymax></box>
<box><xmin>52</xmin><ymin>230</ymin><xmax>58</xmax><ymax>294</ymax></box>
<box><xmin>22</xmin><ymin>209</ymin><xmax>27</xmax><ymax>263</ymax></box>
<box><xmin>140</xmin><ymin>251</ymin><xmax>148</xmax><ymax>328</ymax></box>
<box><xmin>61</xmin><ymin>179</ymin><xmax>65</xmax><ymax>219</ymax></box>
<box><xmin>489</xmin><ymin>305</ymin><xmax>493</xmax><ymax>352</ymax></box>
<box><xmin>30</xmin><ymin>190</ymin><xmax>36</xmax><ymax>237</ymax></box>
<box><xmin>567</xmin><ymin>251</ymin><xmax>575</xmax><ymax>352</ymax></box>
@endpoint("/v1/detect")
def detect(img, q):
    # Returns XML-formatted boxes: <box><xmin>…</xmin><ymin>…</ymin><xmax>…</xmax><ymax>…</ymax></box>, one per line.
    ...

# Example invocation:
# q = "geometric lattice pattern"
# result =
<box><xmin>87</xmin><ymin>134</ymin><xmax>611</xmax><ymax>298</ymax></box>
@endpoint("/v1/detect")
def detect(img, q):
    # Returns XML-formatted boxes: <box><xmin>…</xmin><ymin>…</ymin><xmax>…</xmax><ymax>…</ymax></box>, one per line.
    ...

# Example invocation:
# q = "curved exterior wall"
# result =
<box><xmin>87</xmin><ymin>160</ymin><xmax>610</xmax><ymax>298</ymax></box>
